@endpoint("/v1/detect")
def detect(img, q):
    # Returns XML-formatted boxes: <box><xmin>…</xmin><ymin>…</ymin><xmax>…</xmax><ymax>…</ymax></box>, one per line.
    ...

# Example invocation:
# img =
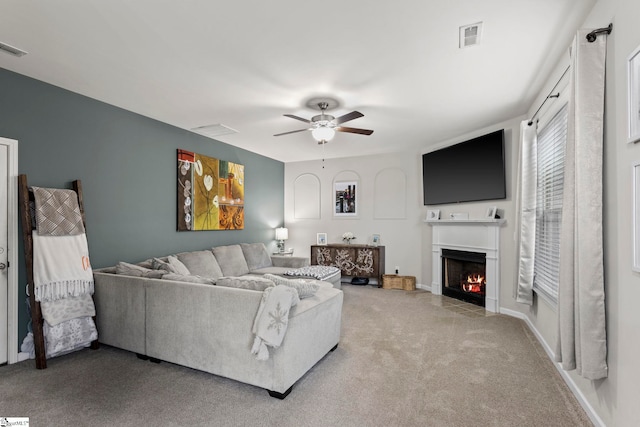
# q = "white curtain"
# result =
<box><xmin>516</xmin><ymin>121</ymin><xmax>538</xmax><ymax>305</ymax></box>
<box><xmin>555</xmin><ymin>29</ymin><xmax>608</xmax><ymax>380</ymax></box>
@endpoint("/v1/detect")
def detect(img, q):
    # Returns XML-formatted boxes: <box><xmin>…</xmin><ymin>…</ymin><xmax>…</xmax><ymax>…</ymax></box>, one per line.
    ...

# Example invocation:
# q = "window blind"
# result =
<box><xmin>533</xmin><ymin>103</ymin><xmax>568</xmax><ymax>303</ymax></box>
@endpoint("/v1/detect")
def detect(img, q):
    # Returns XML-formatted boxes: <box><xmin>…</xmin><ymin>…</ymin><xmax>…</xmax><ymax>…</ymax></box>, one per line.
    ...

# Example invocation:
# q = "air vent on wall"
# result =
<box><xmin>459</xmin><ymin>22</ymin><xmax>483</xmax><ymax>48</ymax></box>
<box><xmin>190</xmin><ymin>123</ymin><xmax>238</xmax><ymax>138</ymax></box>
<box><xmin>0</xmin><ymin>41</ymin><xmax>28</xmax><ymax>57</ymax></box>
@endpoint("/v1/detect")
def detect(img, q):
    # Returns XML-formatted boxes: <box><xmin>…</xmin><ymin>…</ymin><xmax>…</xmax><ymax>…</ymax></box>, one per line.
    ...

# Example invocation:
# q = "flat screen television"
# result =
<box><xmin>422</xmin><ymin>129</ymin><xmax>506</xmax><ymax>205</ymax></box>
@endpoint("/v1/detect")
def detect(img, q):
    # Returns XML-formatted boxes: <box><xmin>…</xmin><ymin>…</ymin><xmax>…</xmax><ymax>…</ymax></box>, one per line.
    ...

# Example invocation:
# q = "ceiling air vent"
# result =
<box><xmin>459</xmin><ymin>22</ymin><xmax>483</xmax><ymax>48</ymax></box>
<box><xmin>190</xmin><ymin>123</ymin><xmax>238</xmax><ymax>139</ymax></box>
<box><xmin>0</xmin><ymin>41</ymin><xmax>28</xmax><ymax>57</ymax></box>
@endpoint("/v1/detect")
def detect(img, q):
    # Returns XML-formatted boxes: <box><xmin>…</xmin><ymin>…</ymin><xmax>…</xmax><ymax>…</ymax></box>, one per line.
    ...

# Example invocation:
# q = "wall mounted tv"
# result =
<box><xmin>422</xmin><ymin>129</ymin><xmax>506</xmax><ymax>205</ymax></box>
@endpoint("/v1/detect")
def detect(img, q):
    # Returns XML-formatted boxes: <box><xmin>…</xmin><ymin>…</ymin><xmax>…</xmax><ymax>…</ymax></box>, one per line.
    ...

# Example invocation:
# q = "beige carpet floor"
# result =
<box><xmin>0</xmin><ymin>285</ymin><xmax>592</xmax><ymax>426</ymax></box>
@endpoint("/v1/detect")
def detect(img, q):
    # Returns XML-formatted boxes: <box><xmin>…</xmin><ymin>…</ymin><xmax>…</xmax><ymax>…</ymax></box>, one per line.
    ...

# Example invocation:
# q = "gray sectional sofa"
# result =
<box><xmin>93</xmin><ymin>243</ymin><xmax>343</xmax><ymax>398</ymax></box>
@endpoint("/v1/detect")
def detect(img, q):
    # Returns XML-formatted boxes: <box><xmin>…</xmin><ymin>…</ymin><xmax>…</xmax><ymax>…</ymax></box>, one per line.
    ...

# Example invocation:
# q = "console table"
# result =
<box><xmin>311</xmin><ymin>244</ymin><xmax>385</xmax><ymax>284</ymax></box>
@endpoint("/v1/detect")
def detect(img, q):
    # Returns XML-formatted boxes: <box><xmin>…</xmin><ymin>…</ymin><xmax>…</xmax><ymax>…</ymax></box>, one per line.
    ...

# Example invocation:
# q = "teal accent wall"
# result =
<box><xmin>0</xmin><ymin>68</ymin><xmax>285</xmax><ymax>348</ymax></box>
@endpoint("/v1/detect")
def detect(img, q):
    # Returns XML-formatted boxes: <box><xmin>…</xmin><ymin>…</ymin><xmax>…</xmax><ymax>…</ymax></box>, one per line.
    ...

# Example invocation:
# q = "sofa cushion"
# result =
<box><xmin>167</xmin><ymin>255</ymin><xmax>191</xmax><ymax>275</ymax></box>
<box><xmin>263</xmin><ymin>274</ymin><xmax>320</xmax><ymax>299</ymax></box>
<box><xmin>161</xmin><ymin>273</ymin><xmax>216</xmax><ymax>285</ymax></box>
<box><xmin>216</xmin><ymin>276</ymin><xmax>275</xmax><ymax>291</ymax></box>
<box><xmin>212</xmin><ymin>245</ymin><xmax>250</xmax><ymax>277</ymax></box>
<box><xmin>115</xmin><ymin>262</ymin><xmax>165</xmax><ymax>279</ymax></box>
<box><xmin>240</xmin><ymin>243</ymin><xmax>273</xmax><ymax>271</ymax></box>
<box><xmin>176</xmin><ymin>250</ymin><xmax>223</xmax><ymax>279</ymax></box>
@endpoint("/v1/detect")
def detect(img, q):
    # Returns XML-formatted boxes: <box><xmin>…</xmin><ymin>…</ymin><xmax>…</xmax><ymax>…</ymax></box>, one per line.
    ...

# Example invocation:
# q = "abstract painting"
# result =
<box><xmin>177</xmin><ymin>149</ymin><xmax>244</xmax><ymax>231</ymax></box>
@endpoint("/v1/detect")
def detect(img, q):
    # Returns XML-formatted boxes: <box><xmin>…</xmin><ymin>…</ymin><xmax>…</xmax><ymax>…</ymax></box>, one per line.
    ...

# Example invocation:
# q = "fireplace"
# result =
<box><xmin>441</xmin><ymin>249</ymin><xmax>486</xmax><ymax>307</ymax></box>
<box><xmin>428</xmin><ymin>219</ymin><xmax>503</xmax><ymax>312</ymax></box>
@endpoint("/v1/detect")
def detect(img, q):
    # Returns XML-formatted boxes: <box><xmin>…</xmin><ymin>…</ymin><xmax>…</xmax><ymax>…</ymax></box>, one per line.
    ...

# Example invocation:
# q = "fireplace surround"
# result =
<box><xmin>426</xmin><ymin>219</ymin><xmax>505</xmax><ymax>313</ymax></box>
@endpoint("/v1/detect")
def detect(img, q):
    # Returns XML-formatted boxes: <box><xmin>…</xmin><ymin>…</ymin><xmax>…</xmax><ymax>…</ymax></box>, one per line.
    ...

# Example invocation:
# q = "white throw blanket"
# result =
<box><xmin>251</xmin><ymin>285</ymin><xmax>300</xmax><ymax>361</ymax></box>
<box><xmin>32</xmin><ymin>231</ymin><xmax>94</xmax><ymax>302</ymax></box>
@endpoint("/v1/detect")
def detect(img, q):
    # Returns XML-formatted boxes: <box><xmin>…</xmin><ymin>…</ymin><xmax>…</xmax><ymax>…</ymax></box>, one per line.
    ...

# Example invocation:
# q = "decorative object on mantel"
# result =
<box><xmin>485</xmin><ymin>206</ymin><xmax>497</xmax><ymax>219</ymax></box>
<box><xmin>342</xmin><ymin>232</ymin><xmax>356</xmax><ymax>244</ymax></box>
<box><xmin>177</xmin><ymin>149</ymin><xmax>244</xmax><ymax>231</ymax></box>
<box><xmin>426</xmin><ymin>209</ymin><xmax>440</xmax><ymax>220</ymax></box>
<box><xmin>450</xmin><ymin>212</ymin><xmax>469</xmax><ymax>220</ymax></box>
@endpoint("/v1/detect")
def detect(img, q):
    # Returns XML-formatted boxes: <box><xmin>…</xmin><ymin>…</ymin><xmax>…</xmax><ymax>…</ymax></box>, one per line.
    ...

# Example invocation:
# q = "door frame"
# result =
<box><xmin>1</xmin><ymin>137</ymin><xmax>18</xmax><ymax>364</ymax></box>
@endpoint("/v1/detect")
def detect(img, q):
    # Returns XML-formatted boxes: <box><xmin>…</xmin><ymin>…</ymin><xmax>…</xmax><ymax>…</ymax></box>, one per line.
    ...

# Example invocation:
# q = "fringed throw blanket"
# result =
<box><xmin>284</xmin><ymin>265</ymin><xmax>340</xmax><ymax>281</ymax></box>
<box><xmin>32</xmin><ymin>231</ymin><xmax>94</xmax><ymax>302</ymax></box>
<box><xmin>251</xmin><ymin>285</ymin><xmax>300</xmax><ymax>361</ymax></box>
<box><xmin>32</xmin><ymin>186</ymin><xmax>85</xmax><ymax>236</ymax></box>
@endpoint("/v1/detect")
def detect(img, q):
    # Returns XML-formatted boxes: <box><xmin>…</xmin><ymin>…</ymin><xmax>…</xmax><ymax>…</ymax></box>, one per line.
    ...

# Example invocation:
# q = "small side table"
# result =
<box><xmin>273</xmin><ymin>249</ymin><xmax>294</xmax><ymax>256</ymax></box>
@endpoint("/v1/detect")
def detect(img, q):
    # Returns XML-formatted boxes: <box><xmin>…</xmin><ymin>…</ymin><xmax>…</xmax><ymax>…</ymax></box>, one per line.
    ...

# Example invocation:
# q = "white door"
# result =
<box><xmin>0</xmin><ymin>137</ymin><xmax>17</xmax><ymax>365</ymax></box>
<box><xmin>0</xmin><ymin>142</ymin><xmax>8</xmax><ymax>364</ymax></box>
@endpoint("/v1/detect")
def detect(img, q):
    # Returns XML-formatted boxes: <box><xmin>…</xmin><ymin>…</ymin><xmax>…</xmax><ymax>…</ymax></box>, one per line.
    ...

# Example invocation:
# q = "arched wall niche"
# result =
<box><xmin>374</xmin><ymin>168</ymin><xmax>406</xmax><ymax>219</ymax></box>
<box><xmin>293</xmin><ymin>173</ymin><xmax>321</xmax><ymax>219</ymax></box>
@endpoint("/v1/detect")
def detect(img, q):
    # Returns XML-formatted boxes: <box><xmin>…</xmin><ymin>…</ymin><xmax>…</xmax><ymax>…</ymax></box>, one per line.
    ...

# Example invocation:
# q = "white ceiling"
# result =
<box><xmin>0</xmin><ymin>0</ymin><xmax>595</xmax><ymax>162</ymax></box>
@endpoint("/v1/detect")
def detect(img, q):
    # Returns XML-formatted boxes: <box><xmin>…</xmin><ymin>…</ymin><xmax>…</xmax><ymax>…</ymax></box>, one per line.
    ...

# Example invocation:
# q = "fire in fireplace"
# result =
<box><xmin>441</xmin><ymin>249</ymin><xmax>486</xmax><ymax>307</ymax></box>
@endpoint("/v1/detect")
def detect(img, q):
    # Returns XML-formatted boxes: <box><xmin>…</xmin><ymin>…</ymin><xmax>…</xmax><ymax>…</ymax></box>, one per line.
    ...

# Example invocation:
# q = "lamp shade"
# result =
<box><xmin>311</xmin><ymin>126</ymin><xmax>335</xmax><ymax>142</ymax></box>
<box><xmin>275</xmin><ymin>227</ymin><xmax>289</xmax><ymax>241</ymax></box>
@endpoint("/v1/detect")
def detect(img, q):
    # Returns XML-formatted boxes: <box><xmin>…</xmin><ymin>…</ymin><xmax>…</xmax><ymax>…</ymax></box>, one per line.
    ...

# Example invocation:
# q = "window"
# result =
<box><xmin>533</xmin><ymin>104</ymin><xmax>568</xmax><ymax>303</ymax></box>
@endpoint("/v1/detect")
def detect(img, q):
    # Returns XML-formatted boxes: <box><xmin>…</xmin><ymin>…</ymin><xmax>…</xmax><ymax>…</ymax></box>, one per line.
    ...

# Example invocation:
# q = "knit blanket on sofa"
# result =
<box><xmin>283</xmin><ymin>265</ymin><xmax>340</xmax><ymax>281</ymax></box>
<box><xmin>251</xmin><ymin>285</ymin><xmax>300</xmax><ymax>361</ymax></box>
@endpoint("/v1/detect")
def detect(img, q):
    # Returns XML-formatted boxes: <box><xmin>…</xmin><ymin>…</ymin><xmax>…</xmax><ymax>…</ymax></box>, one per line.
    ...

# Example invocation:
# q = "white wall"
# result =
<box><xmin>284</xmin><ymin>151</ymin><xmax>424</xmax><ymax>283</ymax></box>
<box><xmin>517</xmin><ymin>0</ymin><xmax>640</xmax><ymax>425</ymax></box>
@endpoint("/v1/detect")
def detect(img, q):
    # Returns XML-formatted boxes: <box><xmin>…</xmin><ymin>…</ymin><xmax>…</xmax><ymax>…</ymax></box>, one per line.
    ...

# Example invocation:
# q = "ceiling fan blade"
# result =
<box><xmin>336</xmin><ymin>126</ymin><xmax>374</xmax><ymax>136</ymax></box>
<box><xmin>332</xmin><ymin>111</ymin><xmax>364</xmax><ymax>125</ymax></box>
<box><xmin>284</xmin><ymin>114</ymin><xmax>312</xmax><ymax>124</ymax></box>
<box><xmin>274</xmin><ymin>128</ymin><xmax>311</xmax><ymax>137</ymax></box>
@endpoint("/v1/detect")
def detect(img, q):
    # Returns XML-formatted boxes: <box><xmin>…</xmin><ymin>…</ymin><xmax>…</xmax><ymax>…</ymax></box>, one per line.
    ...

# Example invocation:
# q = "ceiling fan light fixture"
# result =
<box><xmin>311</xmin><ymin>126</ymin><xmax>335</xmax><ymax>143</ymax></box>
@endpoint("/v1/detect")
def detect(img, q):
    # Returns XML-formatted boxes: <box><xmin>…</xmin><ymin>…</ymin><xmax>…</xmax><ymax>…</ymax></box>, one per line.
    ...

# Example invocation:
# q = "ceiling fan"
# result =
<box><xmin>274</xmin><ymin>101</ymin><xmax>374</xmax><ymax>144</ymax></box>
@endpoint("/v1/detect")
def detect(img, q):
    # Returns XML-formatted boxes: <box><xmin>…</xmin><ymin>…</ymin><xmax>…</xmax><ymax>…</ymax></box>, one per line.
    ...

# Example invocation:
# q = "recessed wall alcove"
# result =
<box><xmin>293</xmin><ymin>173</ymin><xmax>321</xmax><ymax>219</ymax></box>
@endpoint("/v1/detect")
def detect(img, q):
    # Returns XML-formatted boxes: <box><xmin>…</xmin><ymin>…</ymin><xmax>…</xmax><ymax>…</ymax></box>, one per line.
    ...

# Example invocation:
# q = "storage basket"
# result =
<box><xmin>382</xmin><ymin>274</ymin><xmax>416</xmax><ymax>291</ymax></box>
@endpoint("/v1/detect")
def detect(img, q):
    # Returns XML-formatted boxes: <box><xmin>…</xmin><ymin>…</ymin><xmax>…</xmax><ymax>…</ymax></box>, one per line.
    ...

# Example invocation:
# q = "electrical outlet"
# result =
<box><xmin>395</xmin><ymin>266</ymin><xmax>399</xmax><ymax>274</ymax></box>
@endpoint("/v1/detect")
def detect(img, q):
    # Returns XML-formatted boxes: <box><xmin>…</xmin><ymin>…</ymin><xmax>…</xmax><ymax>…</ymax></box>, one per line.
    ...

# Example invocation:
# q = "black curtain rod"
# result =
<box><xmin>527</xmin><ymin>66</ymin><xmax>569</xmax><ymax>126</ymax></box>
<box><xmin>586</xmin><ymin>23</ymin><xmax>613</xmax><ymax>42</ymax></box>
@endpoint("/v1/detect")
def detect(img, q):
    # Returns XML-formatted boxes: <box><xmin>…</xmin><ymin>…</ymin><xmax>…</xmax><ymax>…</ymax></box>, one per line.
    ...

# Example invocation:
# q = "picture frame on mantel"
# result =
<box><xmin>628</xmin><ymin>43</ymin><xmax>640</xmax><ymax>144</ymax></box>
<box><xmin>426</xmin><ymin>209</ymin><xmax>440</xmax><ymax>220</ymax></box>
<box><xmin>486</xmin><ymin>206</ymin><xmax>497</xmax><ymax>219</ymax></box>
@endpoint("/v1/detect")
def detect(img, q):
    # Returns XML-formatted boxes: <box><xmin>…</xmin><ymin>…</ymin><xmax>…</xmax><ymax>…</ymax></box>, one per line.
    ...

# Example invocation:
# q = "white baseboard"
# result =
<box><xmin>500</xmin><ymin>307</ymin><xmax>605</xmax><ymax>427</ymax></box>
<box><xmin>416</xmin><ymin>283</ymin><xmax>431</xmax><ymax>292</ymax></box>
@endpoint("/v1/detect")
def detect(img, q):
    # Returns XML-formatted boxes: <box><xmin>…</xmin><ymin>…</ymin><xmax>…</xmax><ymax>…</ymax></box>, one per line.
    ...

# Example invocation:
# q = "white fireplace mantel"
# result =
<box><xmin>426</xmin><ymin>219</ymin><xmax>505</xmax><ymax>313</ymax></box>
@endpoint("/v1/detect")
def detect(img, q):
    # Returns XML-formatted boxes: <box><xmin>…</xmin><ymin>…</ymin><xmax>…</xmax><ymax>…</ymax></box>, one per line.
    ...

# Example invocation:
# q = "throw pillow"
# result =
<box><xmin>263</xmin><ymin>274</ymin><xmax>320</xmax><ymax>299</ymax></box>
<box><xmin>116</xmin><ymin>262</ymin><xmax>166</xmax><ymax>279</ymax></box>
<box><xmin>152</xmin><ymin>257</ymin><xmax>177</xmax><ymax>274</ymax></box>
<box><xmin>240</xmin><ymin>243</ymin><xmax>273</xmax><ymax>270</ymax></box>
<box><xmin>167</xmin><ymin>255</ymin><xmax>191</xmax><ymax>276</ymax></box>
<box><xmin>161</xmin><ymin>273</ymin><xmax>216</xmax><ymax>285</ymax></box>
<box><xmin>216</xmin><ymin>276</ymin><xmax>275</xmax><ymax>291</ymax></box>
<box><xmin>212</xmin><ymin>245</ymin><xmax>250</xmax><ymax>277</ymax></box>
<box><xmin>176</xmin><ymin>250</ymin><xmax>224</xmax><ymax>279</ymax></box>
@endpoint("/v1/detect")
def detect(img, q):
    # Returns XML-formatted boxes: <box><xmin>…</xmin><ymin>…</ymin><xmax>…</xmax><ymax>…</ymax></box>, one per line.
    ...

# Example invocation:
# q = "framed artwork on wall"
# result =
<box><xmin>334</xmin><ymin>180</ymin><xmax>357</xmax><ymax>217</ymax></box>
<box><xmin>628</xmin><ymin>44</ymin><xmax>640</xmax><ymax>143</ymax></box>
<box><xmin>426</xmin><ymin>209</ymin><xmax>440</xmax><ymax>220</ymax></box>
<box><xmin>177</xmin><ymin>149</ymin><xmax>245</xmax><ymax>231</ymax></box>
